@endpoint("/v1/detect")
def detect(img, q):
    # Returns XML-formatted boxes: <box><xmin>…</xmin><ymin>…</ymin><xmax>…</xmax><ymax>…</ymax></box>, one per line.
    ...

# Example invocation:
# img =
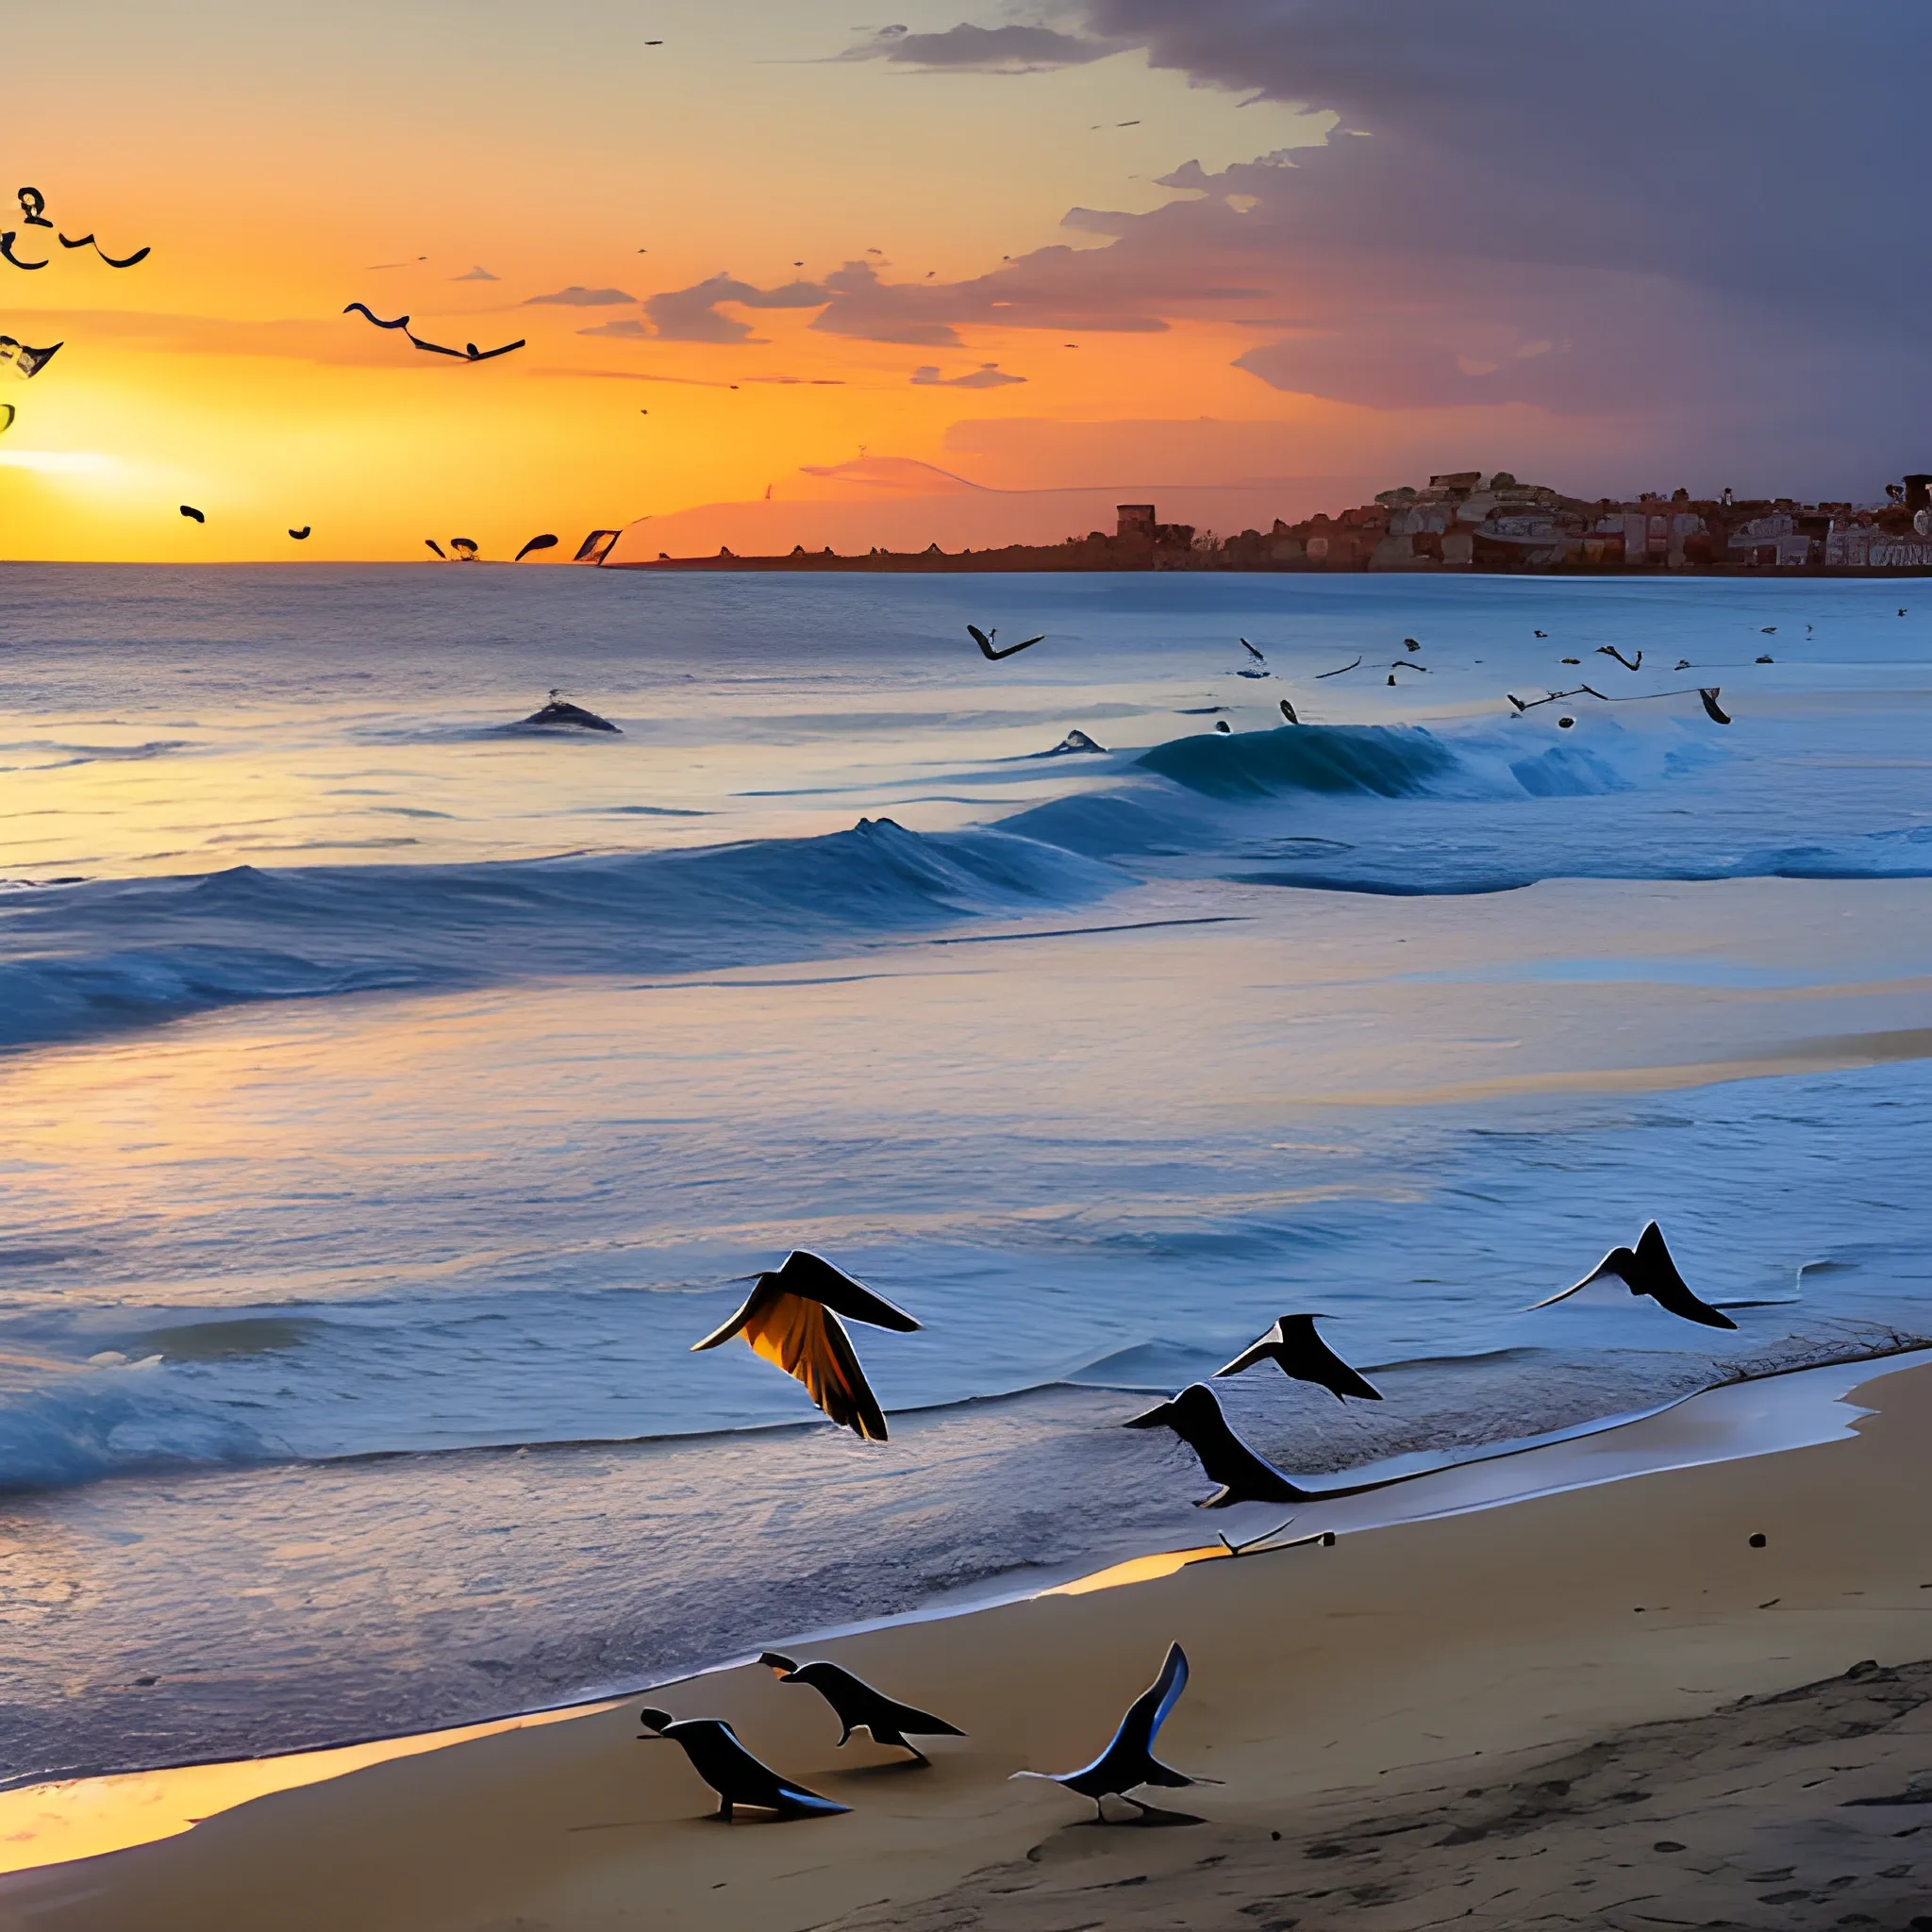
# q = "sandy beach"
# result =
<box><xmin>5</xmin><ymin>1353</ymin><xmax>1929</xmax><ymax>1931</ymax></box>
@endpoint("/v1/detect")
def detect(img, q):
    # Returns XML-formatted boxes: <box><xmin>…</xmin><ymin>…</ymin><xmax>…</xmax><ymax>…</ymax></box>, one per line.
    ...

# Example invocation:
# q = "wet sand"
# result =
<box><xmin>3</xmin><ymin>1356</ymin><xmax>1931</xmax><ymax>1931</ymax></box>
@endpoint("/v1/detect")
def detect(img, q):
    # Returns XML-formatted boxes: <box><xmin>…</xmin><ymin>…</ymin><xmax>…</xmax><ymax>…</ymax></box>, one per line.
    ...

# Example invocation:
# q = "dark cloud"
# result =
<box><xmin>841</xmin><ymin>21</ymin><xmax>1119</xmax><ymax>72</ymax></box>
<box><xmin>910</xmin><ymin>361</ymin><xmax>1027</xmax><ymax>388</ymax></box>
<box><xmin>525</xmin><ymin>286</ymin><xmax>638</xmax><ymax>307</ymax></box>
<box><xmin>642</xmin><ymin>275</ymin><xmax>831</xmax><ymax>344</ymax></box>
<box><xmin>1028</xmin><ymin>0</ymin><xmax>1932</xmax><ymax>482</ymax></box>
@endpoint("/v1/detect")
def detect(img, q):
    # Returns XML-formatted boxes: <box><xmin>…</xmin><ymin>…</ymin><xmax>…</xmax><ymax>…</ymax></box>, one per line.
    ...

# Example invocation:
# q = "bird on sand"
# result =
<box><xmin>637</xmin><ymin>1708</ymin><xmax>848</xmax><ymax>1822</ymax></box>
<box><xmin>178</xmin><ymin>505</ymin><xmax>204</xmax><ymax>523</ymax></box>
<box><xmin>1278</xmin><ymin>698</ymin><xmax>1298</xmax><ymax>724</ymax></box>
<box><xmin>1699</xmin><ymin>688</ymin><xmax>1732</xmax><ymax>724</ymax></box>
<box><xmin>1214</xmin><ymin>1314</ymin><xmax>1382</xmax><ymax>1401</ymax></box>
<box><xmin>289</xmin><ymin>525</ymin><xmax>310</xmax><ymax>540</ymax></box>
<box><xmin>1125</xmin><ymin>1383</ymin><xmax>1310</xmax><ymax>1507</ymax></box>
<box><xmin>1530</xmin><ymin>1221</ymin><xmax>1736</xmax><ymax>1330</ymax></box>
<box><xmin>1675</xmin><ymin>658</ymin><xmax>1691</xmax><ymax>670</ymax></box>
<box><xmin>968</xmin><ymin>624</ymin><xmax>1043</xmax><ymax>660</ymax></box>
<box><xmin>1011</xmin><ymin>1642</ymin><xmax>1208</xmax><ymax>1822</ymax></box>
<box><xmin>691</xmin><ymin>1250</ymin><xmax>919</xmax><ymax>1441</ymax></box>
<box><xmin>759</xmin><ymin>1654</ymin><xmax>964</xmax><ymax>1766</ymax></box>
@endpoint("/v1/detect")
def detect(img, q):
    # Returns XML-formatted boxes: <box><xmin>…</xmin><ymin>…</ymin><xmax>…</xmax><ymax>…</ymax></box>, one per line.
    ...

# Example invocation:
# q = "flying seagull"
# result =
<box><xmin>968</xmin><ymin>624</ymin><xmax>1043</xmax><ymax>660</ymax></box>
<box><xmin>58</xmin><ymin>231</ymin><xmax>150</xmax><ymax>268</ymax></box>
<box><xmin>1530</xmin><ymin>1221</ymin><xmax>1737</xmax><ymax>1330</ymax></box>
<box><xmin>289</xmin><ymin>525</ymin><xmax>310</xmax><ymax>540</ymax></box>
<box><xmin>759</xmin><ymin>1653</ymin><xmax>964</xmax><ymax>1766</ymax></box>
<box><xmin>1012</xmin><ymin>1642</ymin><xmax>1206</xmax><ymax>1822</ymax></box>
<box><xmin>513</xmin><ymin>532</ymin><xmax>558</xmax><ymax>562</ymax></box>
<box><xmin>1597</xmin><ymin>644</ymin><xmax>1641</xmax><ymax>671</ymax></box>
<box><xmin>691</xmin><ymin>1250</ymin><xmax>920</xmax><ymax>1441</ymax></box>
<box><xmin>636</xmin><ymin>1708</ymin><xmax>848</xmax><ymax>1822</ymax></box>
<box><xmin>1699</xmin><ymin>688</ymin><xmax>1731</xmax><ymax>724</ymax></box>
<box><xmin>179</xmin><ymin>505</ymin><xmax>205</xmax><ymax>523</ymax></box>
<box><xmin>343</xmin><ymin>302</ymin><xmax>525</xmax><ymax>362</ymax></box>
<box><xmin>1214</xmin><ymin>1314</ymin><xmax>1382</xmax><ymax>1402</ymax></box>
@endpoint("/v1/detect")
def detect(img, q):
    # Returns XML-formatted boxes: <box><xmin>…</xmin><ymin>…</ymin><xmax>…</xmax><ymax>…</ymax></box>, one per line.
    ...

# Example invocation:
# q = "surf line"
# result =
<box><xmin>910</xmin><ymin>914</ymin><xmax>1251</xmax><ymax>949</ymax></box>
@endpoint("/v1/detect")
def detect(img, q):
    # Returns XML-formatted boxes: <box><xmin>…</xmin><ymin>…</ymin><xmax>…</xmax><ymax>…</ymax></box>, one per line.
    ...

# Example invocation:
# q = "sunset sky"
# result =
<box><xmin>6</xmin><ymin>1</ymin><xmax>1927</xmax><ymax>561</ymax></box>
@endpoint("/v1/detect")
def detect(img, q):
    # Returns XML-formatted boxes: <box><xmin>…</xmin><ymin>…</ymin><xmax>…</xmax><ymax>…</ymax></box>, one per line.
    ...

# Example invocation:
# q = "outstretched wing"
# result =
<box><xmin>967</xmin><ymin>625</ymin><xmax>996</xmax><ymax>658</ymax></box>
<box><xmin>692</xmin><ymin>1284</ymin><xmax>891</xmax><ymax>1441</ymax></box>
<box><xmin>464</xmin><ymin>338</ymin><xmax>526</xmax><ymax>360</ymax></box>
<box><xmin>773</xmin><ymin>1251</ymin><xmax>921</xmax><ymax>1331</ymax></box>
<box><xmin>991</xmin><ymin>634</ymin><xmax>1045</xmax><ymax>658</ymax></box>
<box><xmin>343</xmin><ymin>302</ymin><xmax>411</xmax><ymax>330</ymax></box>
<box><xmin>1211</xmin><ymin>1332</ymin><xmax>1279</xmax><ymax>1379</ymax></box>
<box><xmin>1635</xmin><ymin>1223</ymin><xmax>1737</xmax><ymax>1329</ymax></box>
<box><xmin>1527</xmin><ymin>1245</ymin><xmax>1626</xmax><ymax>1311</ymax></box>
<box><xmin>406</xmin><ymin>330</ymin><xmax>467</xmax><ymax>358</ymax></box>
<box><xmin>0</xmin><ymin>231</ymin><xmax>48</xmax><ymax>270</ymax></box>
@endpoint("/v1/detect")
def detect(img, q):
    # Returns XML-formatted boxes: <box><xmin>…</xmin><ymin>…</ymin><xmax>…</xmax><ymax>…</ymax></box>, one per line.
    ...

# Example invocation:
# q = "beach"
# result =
<box><xmin>3</xmin><ymin>1352</ymin><xmax>1929</xmax><ymax>1930</ymax></box>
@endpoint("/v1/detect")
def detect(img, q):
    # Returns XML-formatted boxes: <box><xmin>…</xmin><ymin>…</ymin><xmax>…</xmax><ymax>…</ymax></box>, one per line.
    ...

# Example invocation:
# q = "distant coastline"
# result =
<box><xmin>595</xmin><ymin>469</ymin><xmax>1932</xmax><ymax>576</ymax></box>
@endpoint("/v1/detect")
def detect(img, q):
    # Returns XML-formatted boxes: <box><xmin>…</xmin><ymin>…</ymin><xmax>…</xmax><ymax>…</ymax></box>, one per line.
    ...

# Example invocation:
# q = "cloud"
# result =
<box><xmin>809</xmin><ymin>258</ymin><xmax>1183</xmax><ymax>346</ymax></box>
<box><xmin>1006</xmin><ymin>0</ymin><xmax>1932</xmax><ymax>484</ymax></box>
<box><xmin>642</xmin><ymin>275</ymin><xmax>830</xmax><ymax>344</ymax></box>
<box><xmin>841</xmin><ymin>21</ymin><xmax>1120</xmax><ymax>72</ymax></box>
<box><xmin>910</xmin><ymin>362</ymin><xmax>1026</xmax><ymax>388</ymax></box>
<box><xmin>451</xmin><ymin>266</ymin><xmax>499</xmax><ymax>282</ymax></box>
<box><xmin>524</xmin><ymin>286</ymin><xmax>638</xmax><ymax>307</ymax></box>
<box><xmin>577</xmin><ymin>318</ymin><xmax>650</xmax><ymax>339</ymax></box>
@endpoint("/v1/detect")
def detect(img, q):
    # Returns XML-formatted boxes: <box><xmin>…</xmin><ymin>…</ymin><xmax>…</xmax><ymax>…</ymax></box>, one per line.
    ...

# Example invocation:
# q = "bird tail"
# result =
<box><xmin>776</xmin><ymin>1788</ymin><xmax>851</xmax><ymax>1815</ymax></box>
<box><xmin>1139</xmin><ymin>1758</ymin><xmax>1198</xmax><ymax>1790</ymax></box>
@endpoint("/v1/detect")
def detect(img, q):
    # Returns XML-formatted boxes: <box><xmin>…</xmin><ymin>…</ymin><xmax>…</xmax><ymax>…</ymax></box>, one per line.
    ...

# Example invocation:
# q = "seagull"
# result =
<box><xmin>1699</xmin><ymin>688</ymin><xmax>1732</xmax><ymax>724</ymax></box>
<box><xmin>691</xmin><ymin>1250</ymin><xmax>919</xmax><ymax>1441</ymax></box>
<box><xmin>1756</xmin><ymin>653</ymin><xmax>1774</xmax><ymax>663</ymax></box>
<box><xmin>58</xmin><ymin>231</ymin><xmax>150</xmax><ymax>268</ymax></box>
<box><xmin>1760</xmin><ymin>626</ymin><xmax>1776</xmax><ymax>634</ymax></box>
<box><xmin>1529</xmin><ymin>1222</ymin><xmax>1737</xmax><ymax>1330</ymax></box>
<box><xmin>1674</xmin><ymin>658</ymin><xmax>1691</xmax><ymax>670</ymax></box>
<box><xmin>1214</xmin><ymin>1315</ymin><xmax>1382</xmax><ymax>1402</ymax></box>
<box><xmin>342</xmin><ymin>302</ymin><xmax>525</xmax><ymax>361</ymax></box>
<box><xmin>759</xmin><ymin>1654</ymin><xmax>964</xmax><ymax>1766</ymax></box>
<box><xmin>1278</xmin><ymin>698</ymin><xmax>1298</xmax><ymax>724</ymax></box>
<box><xmin>636</xmin><ymin>1708</ymin><xmax>848</xmax><ymax>1822</ymax></box>
<box><xmin>1597</xmin><ymin>644</ymin><xmax>1641</xmax><ymax>671</ymax></box>
<box><xmin>1561</xmin><ymin>657</ymin><xmax>1581</xmax><ymax>664</ymax></box>
<box><xmin>1402</xmin><ymin>637</ymin><xmax>1421</xmax><ymax>652</ymax></box>
<box><xmin>289</xmin><ymin>526</ymin><xmax>310</xmax><ymax>540</ymax></box>
<box><xmin>514</xmin><ymin>533</ymin><xmax>558</xmax><ymax>562</ymax></box>
<box><xmin>967</xmin><ymin>624</ymin><xmax>1043</xmax><ymax>660</ymax></box>
<box><xmin>1124</xmin><ymin>1384</ymin><xmax>1309</xmax><ymax>1507</ymax></box>
<box><xmin>1011</xmin><ymin>1643</ymin><xmax>1207</xmax><ymax>1822</ymax></box>
<box><xmin>178</xmin><ymin>505</ymin><xmax>205</xmax><ymax>523</ymax></box>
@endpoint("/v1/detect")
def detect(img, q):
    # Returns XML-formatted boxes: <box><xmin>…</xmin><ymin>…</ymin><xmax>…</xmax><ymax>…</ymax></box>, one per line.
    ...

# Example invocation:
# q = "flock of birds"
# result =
<box><xmin>629</xmin><ymin>1223</ymin><xmax>1737</xmax><ymax>1824</ymax></box>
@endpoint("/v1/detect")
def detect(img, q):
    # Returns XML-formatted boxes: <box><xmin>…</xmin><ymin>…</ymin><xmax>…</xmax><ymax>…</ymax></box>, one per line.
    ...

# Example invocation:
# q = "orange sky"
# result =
<box><xmin>2</xmin><ymin>1</ymin><xmax>1790</xmax><ymax>563</ymax></box>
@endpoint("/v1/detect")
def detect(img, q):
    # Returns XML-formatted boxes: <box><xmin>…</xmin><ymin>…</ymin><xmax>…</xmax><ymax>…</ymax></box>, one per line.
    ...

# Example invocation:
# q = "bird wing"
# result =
<box><xmin>0</xmin><ymin>232</ymin><xmax>48</xmax><ymax>269</ymax></box>
<box><xmin>984</xmin><ymin>634</ymin><xmax>1043</xmax><ymax>658</ymax></box>
<box><xmin>773</xmin><ymin>1250</ymin><xmax>921</xmax><ymax>1331</ymax></box>
<box><xmin>1241</xmin><ymin>638</ymin><xmax>1264</xmax><ymax>659</ymax></box>
<box><xmin>1211</xmin><ymin>1334</ymin><xmax>1279</xmax><ymax>1378</ymax></box>
<box><xmin>1112</xmin><ymin>1642</ymin><xmax>1191</xmax><ymax>1762</ymax></box>
<box><xmin>1699</xmin><ymin>688</ymin><xmax>1731</xmax><ymax>724</ymax></box>
<box><xmin>1635</xmin><ymin>1223</ymin><xmax>1737</xmax><ymax>1329</ymax></box>
<box><xmin>465</xmin><ymin>338</ymin><xmax>526</xmax><ymax>360</ymax></box>
<box><xmin>694</xmin><ymin>1285</ymin><xmax>891</xmax><ymax>1441</ymax></box>
<box><xmin>1525</xmin><ymin>1272</ymin><xmax>1599</xmax><ymax>1311</ymax></box>
<box><xmin>967</xmin><ymin>625</ymin><xmax>995</xmax><ymax>658</ymax></box>
<box><xmin>1314</xmin><ymin>656</ymin><xmax>1361</xmax><ymax>679</ymax></box>
<box><xmin>406</xmin><ymin>330</ymin><xmax>467</xmax><ymax>358</ymax></box>
<box><xmin>343</xmin><ymin>302</ymin><xmax>411</xmax><ymax>330</ymax></box>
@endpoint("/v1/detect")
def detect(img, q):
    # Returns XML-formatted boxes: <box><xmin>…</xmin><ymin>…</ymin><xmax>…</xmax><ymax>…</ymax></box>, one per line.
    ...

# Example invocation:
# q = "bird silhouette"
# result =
<box><xmin>1699</xmin><ymin>688</ymin><xmax>1732</xmax><ymax>724</ymax></box>
<box><xmin>1214</xmin><ymin>1314</ymin><xmax>1382</xmax><ymax>1401</ymax></box>
<box><xmin>968</xmin><ymin>624</ymin><xmax>1044</xmax><ymax>660</ymax></box>
<box><xmin>1278</xmin><ymin>698</ymin><xmax>1298</xmax><ymax>724</ymax></box>
<box><xmin>1597</xmin><ymin>644</ymin><xmax>1641</xmax><ymax>671</ymax></box>
<box><xmin>637</xmin><ymin>1708</ymin><xmax>848</xmax><ymax>1821</ymax></box>
<box><xmin>178</xmin><ymin>505</ymin><xmax>205</xmax><ymax>523</ymax></box>
<box><xmin>1124</xmin><ymin>1384</ymin><xmax>1310</xmax><ymax>1507</ymax></box>
<box><xmin>691</xmin><ymin>1250</ymin><xmax>919</xmax><ymax>1441</ymax></box>
<box><xmin>1012</xmin><ymin>1642</ymin><xmax>1207</xmax><ymax>1822</ymax></box>
<box><xmin>424</xmin><ymin>539</ymin><xmax>447</xmax><ymax>559</ymax></box>
<box><xmin>514</xmin><ymin>533</ymin><xmax>558</xmax><ymax>562</ymax></box>
<box><xmin>1402</xmin><ymin>637</ymin><xmax>1422</xmax><ymax>652</ymax></box>
<box><xmin>759</xmin><ymin>1654</ymin><xmax>964</xmax><ymax>1765</ymax></box>
<box><xmin>1530</xmin><ymin>1222</ymin><xmax>1736</xmax><ymax>1329</ymax></box>
<box><xmin>288</xmin><ymin>525</ymin><xmax>310</xmax><ymax>541</ymax></box>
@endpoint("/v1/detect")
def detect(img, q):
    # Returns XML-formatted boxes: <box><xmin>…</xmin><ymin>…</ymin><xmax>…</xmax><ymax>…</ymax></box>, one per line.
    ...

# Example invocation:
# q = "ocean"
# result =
<box><xmin>2</xmin><ymin>562</ymin><xmax>1929</xmax><ymax>1782</ymax></box>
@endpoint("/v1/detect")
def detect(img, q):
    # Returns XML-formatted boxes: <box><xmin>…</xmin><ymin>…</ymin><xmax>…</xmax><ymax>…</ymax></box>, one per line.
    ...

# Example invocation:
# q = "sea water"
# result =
<box><xmin>1</xmin><ymin>562</ymin><xmax>1929</xmax><ymax>1779</ymax></box>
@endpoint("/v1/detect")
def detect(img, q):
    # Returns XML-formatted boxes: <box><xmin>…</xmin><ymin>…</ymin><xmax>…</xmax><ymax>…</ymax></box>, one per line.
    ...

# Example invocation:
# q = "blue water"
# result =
<box><xmin>1</xmin><ymin>564</ymin><xmax>1929</xmax><ymax>1779</ymax></box>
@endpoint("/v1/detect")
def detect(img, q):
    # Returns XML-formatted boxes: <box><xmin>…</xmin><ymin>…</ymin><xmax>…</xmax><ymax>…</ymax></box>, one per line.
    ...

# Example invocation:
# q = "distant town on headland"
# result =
<box><xmin>575</xmin><ymin>470</ymin><xmax>1932</xmax><ymax>575</ymax></box>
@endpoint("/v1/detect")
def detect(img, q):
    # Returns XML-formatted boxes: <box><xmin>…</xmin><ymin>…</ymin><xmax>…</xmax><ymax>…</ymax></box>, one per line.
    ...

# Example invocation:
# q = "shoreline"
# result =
<box><xmin>4</xmin><ymin>1349</ymin><xmax>1930</xmax><ymax>1926</ymax></box>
